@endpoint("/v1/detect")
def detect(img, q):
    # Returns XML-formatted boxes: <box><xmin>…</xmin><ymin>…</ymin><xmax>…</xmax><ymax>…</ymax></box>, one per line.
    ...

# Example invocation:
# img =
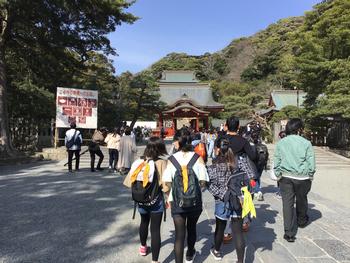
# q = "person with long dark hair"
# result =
<box><xmin>215</xmin><ymin>116</ymin><xmax>257</xmax><ymax>233</ymax></box>
<box><xmin>123</xmin><ymin>137</ymin><xmax>169</xmax><ymax>263</ymax></box>
<box><xmin>207</xmin><ymin>139</ymin><xmax>246</xmax><ymax>262</ymax></box>
<box><xmin>274</xmin><ymin>118</ymin><xmax>316</xmax><ymax>242</ymax></box>
<box><xmin>163</xmin><ymin>129</ymin><xmax>209</xmax><ymax>263</ymax></box>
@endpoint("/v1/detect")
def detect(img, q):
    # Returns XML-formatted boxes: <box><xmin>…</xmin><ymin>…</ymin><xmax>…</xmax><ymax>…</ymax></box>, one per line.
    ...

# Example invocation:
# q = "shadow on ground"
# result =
<box><xmin>0</xmin><ymin>167</ymin><xmax>136</xmax><ymax>262</ymax></box>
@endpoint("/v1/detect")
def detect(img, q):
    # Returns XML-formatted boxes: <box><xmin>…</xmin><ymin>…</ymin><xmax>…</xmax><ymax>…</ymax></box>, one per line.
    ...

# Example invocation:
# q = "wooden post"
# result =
<box><xmin>158</xmin><ymin>113</ymin><xmax>163</xmax><ymax>128</ymax></box>
<box><xmin>54</xmin><ymin>127</ymin><xmax>58</xmax><ymax>149</ymax></box>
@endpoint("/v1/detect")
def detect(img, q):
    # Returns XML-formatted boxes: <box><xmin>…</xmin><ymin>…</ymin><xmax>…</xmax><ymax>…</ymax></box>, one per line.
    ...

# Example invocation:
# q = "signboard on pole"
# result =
<box><xmin>56</xmin><ymin>87</ymin><xmax>98</xmax><ymax>129</ymax></box>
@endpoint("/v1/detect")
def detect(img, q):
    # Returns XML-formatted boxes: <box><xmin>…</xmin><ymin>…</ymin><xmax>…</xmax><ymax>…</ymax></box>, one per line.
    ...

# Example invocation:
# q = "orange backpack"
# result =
<box><xmin>194</xmin><ymin>143</ymin><xmax>206</xmax><ymax>160</ymax></box>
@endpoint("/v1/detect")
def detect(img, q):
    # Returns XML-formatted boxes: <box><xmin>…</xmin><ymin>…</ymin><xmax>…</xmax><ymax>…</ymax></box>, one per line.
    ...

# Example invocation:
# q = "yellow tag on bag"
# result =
<box><xmin>241</xmin><ymin>186</ymin><xmax>256</xmax><ymax>219</ymax></box>
<box><xmin>181</xmin><ymin>165</ymin><xmax>189</xmax><ymax>192</ymax></box>
<box><xmin>130</xmin><ymin>161</ymin><xmax>151</xmax><ymax>188</ymax></box>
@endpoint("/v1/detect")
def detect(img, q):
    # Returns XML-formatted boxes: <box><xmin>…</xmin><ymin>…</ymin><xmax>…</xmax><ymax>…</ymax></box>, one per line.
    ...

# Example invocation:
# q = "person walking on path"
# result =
<box><xmin>123</xmin><ymin>137</ymin><xmax>169</xmax><ymax>263</ymax></box>
<box><xmin>215</xmin><ymin>116</ymin><xmax>257</xmax><ymax>232</ymax></box>
<box><xmin>104</xmin><ymin>128</ymin><xmax>121</xmax><ymax>173</ymax></box>
<box><xmin>274</xmin><ymin>118</ymin><xmax>316</xmax><ymax>242</ymax></box>
<box><xmin>207</xmin><ymin>138</ymin><xmax>247</xmax><ymax>262</ymax></box>
<box><xmin>118</xmin><ymin>126</ymin><xmax>137</xmax><ymax>174</ymax></box>
<box><xmin>250</xmin><ymin>129</ymin><xmax>269</xmax><ymax>201</ymax></box>
<box><xmin>89</xmin><ymin>127</ymin><xmax>106</xmax><ymax>172</ymax></box>
<box><xmin>163</xmin><ymin>129</ymin><xmax>209</xmax><ymax>263</ymax></box>
<box><xmin>206</xmin><ymin>129</ymin><xmax>216</xmax><ymax>159</ymax></box>
<box><xmin>65</xmin><ymin>123</ymin><xmax>82</xmax><ymax>172</ymax></box>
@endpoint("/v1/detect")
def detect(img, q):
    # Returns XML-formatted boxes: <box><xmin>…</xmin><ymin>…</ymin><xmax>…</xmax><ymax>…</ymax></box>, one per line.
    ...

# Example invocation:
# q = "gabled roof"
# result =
<box><xmin>269</xmin><ymin>90</ymin><xmax>307</xmax><ymax>110</ymax></box>
<box><xmin>163</xmin><ymin>103</ymin><xmax>210</xmax><ymax>115</ymax></box>
<box><xmin>159</xmin><ymin>83</ymin><xmax>223</xmax><ymax>108</ymax></box>
<box><xmin>158</xmin><ymin>71</ymin><xmax>224</xmax><ymax>109</ymax></box>
<box><xmin>159</xmin><ymin>71</ymin><xmax>198</xmax><ymax>83</ymax></box>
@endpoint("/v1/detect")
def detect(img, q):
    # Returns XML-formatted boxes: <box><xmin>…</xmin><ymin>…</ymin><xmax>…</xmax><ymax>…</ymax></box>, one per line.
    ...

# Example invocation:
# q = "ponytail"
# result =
<box><xmin>218</xmin><ymin>139</ymin><xmax>237</xmax><ymax>170</ymax></box>
<box><xmin>225</xmin><ymin>147</ymin><xmax>236</xmax><ymax>170</ymax></box>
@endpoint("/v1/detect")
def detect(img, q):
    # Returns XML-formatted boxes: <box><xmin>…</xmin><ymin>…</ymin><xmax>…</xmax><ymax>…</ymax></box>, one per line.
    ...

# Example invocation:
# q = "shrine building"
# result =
<box><xmin>158</xmin><ymin>71</ymin><xmax>224</xmax><ymax>136</ymax></box>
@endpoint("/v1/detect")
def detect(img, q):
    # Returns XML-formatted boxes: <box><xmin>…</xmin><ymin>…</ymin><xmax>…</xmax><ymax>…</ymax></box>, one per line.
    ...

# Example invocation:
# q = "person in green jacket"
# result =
<box><xmin>274</xmin><ymin>118</ymin><xmax>316</xmax><ymax>242</ymax></box>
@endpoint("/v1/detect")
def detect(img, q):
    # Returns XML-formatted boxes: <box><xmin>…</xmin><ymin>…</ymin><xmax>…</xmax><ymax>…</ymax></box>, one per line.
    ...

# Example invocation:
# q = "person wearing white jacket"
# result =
<box><xmin>104</xmin><ymin>128</ymin><xmax>121</xmax><ymax>173</ymax></box>
<box><xmin>65</xmin><ymin>123</ymin><xmax>83</xmax><ymax>172</ymax></box>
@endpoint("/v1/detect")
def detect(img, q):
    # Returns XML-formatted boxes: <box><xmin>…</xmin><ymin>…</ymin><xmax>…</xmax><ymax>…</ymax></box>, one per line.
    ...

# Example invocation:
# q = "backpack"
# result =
<box><xmin>256</xmin><ymin>143</ymin><xmax>269</xmax><ymax>170</ymax></box>
<box><xmin>66</xmin><ymin>130</ymin><xmax>77</xmax><ymax>149</ymax></box>
<box><xmin>92</xmin><ymin>131</ymin><xmax>105</xmax><ymax>144</ymax></box>
<box><xmin>223</xmin><ymin>169</ymin><xmax>249</xmax><ymax>213</ymax></box>
<box><xmin>194</xmin><ymin>143</ymin><xmax>206</xmax><ymax>160</ymax></box>
<box><xmin>131</xmin><ymin>160</ymin><xmax>161</xmax><ymax>205</ymax></box>
<box><xmin>169</xmin><ymin>153</ymin><xmax>201</xmax><ymax>209</ymax></box>
<box><xmin>237</xmin><ymin>153</ymin><xmax>258</xmax><ymax>181</ymax></box>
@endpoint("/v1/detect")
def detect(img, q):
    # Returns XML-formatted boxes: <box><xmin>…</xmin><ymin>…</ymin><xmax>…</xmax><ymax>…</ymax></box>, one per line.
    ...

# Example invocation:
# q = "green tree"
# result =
<box><xmin>72</xmin><ymin>52</ymin><xmax>121</xmax><ymax>129</ymax></box>
<box><xmin>293</xmin><ymin>0</ymin><xmax>350</xmax><ymax>117</ymax></box>
<box><xmin>0</xmin><ymin>0</ymin><xmax>137</xmax><ymax>156</ymax></box>
<box><xmin>121</xmin><ymin>71</ymin><xmax>164</xmax><ymax>129</ymax></box>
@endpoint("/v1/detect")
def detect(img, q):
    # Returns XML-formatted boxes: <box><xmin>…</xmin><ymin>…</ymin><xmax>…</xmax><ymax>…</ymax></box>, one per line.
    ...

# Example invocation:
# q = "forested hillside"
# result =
<box><xmin>149</xmin><ymin>0</ymin><xmax>350</xmax><ymax>120</ymax></box>
<box><xmin>1</xmin><ymin>0</ymin><xmax>349</xmax><ymax>155</ymax></box>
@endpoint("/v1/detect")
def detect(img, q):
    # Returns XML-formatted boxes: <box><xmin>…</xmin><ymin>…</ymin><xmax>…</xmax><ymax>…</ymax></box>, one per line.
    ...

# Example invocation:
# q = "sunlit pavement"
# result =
<box><xmin>1</xmin><ymin>145</ymin><xmax>350</xmax><ymax>262</ymax></box>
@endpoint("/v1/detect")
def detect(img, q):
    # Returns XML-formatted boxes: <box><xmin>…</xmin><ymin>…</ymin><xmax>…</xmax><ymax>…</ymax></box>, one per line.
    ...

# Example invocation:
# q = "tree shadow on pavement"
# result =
<box><xmin>161</xmin><ymin>230</ymin><xmax>175</xmax><ymax>263</ymax></box>
<box><xmin>0</xmin><ymin>168</ymin><xmax>139</xmax><ymax>263</ymax></box>
<box><xmin>244</xmin><ymin>204</ymin><xmax>278</xmax><ymax>263</ymax></box>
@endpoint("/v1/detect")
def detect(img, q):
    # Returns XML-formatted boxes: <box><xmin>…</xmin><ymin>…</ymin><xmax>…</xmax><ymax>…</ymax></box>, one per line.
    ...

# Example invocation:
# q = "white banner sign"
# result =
<box><xmin>56</xmin><ymin>87</ymin><xmax>98</xmax><ymax>129</ymax></box>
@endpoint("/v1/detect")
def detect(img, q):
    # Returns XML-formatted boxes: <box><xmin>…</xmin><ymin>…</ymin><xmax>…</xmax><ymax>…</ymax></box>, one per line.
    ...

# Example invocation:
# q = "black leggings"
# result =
<box><xmin>139</xmin><ymin>212</ymin><xmax>162</xmax><ymax>261</ymax></box>
<box><xmin>173</xmin><ymin>213</ymin><xmax>201</xmax><ymax>263</ymax></box>
<box><xmin>214</xmin><ymin>217</ymin><xmax>245</xmax><ymax>263</ymax></box>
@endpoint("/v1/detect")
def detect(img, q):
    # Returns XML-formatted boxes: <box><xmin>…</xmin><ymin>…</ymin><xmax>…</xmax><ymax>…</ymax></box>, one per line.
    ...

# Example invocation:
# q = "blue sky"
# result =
<box><xmin>109</xmin><ymin>0</ymin><xmax>321</xmax><ymax>75</ymax></box>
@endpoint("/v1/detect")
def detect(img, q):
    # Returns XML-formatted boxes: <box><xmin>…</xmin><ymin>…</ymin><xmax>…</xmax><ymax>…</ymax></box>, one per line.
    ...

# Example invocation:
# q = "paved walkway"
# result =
<box><xmin>0</xmin><ymin>146</ymin><xmax>350</xmax><ymax>262</ymax></box>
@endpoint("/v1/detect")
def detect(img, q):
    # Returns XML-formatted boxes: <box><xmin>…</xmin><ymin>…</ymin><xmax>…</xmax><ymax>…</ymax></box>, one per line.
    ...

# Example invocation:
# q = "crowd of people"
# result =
<box><xmin>64</xmin><ymin>124</ymin><xmax>137</xmax><ymax>174</ymax></box>
<box><xmin>64</xmin><ymin>116</ymin><xmax>315</xmax><ymax>263</ymax></box>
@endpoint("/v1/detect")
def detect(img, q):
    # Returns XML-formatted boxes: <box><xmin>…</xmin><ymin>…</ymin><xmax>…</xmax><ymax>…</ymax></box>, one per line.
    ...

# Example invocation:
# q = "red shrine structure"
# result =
<box><xmin>157</xmin><ymin>71</ymin><xmax>224</xmax><ymax>136</ymax></box>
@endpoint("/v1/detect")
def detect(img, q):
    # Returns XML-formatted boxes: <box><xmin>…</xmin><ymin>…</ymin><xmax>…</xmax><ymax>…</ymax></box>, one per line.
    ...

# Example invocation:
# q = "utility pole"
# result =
<box><xmin>294</xmin><ymin>86</ymin><xmax>300</xmax><ymax>116</ymax></box>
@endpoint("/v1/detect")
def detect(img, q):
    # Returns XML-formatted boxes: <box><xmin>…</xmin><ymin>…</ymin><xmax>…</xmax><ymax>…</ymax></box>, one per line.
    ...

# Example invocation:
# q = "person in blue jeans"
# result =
<box><xmin>124</xmin><ymin>137</ymin><xmax>169</xmax><ymax>263</ymax></box>
<box><xmin>207</xmin><ymin>139</ymin><xmax>245</xmax><ymax>263</ymax></box>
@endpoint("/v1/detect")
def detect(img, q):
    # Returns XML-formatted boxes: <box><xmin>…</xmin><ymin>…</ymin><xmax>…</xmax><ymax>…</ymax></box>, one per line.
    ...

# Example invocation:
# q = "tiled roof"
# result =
<box><xmin>158</xmin><ymin>71</ymin><xmax>223</xmax><ymax>108</ymax></box>
<box><xmin>159</xmin><ymin>84</ymin><xmax>223</xmax><ymax>108</ymax></box>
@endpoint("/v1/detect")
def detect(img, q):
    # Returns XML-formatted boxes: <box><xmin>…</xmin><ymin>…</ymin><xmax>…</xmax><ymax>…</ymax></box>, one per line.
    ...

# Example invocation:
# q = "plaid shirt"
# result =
<box><xmin>207</xmin><ymin>163</ymin><xmax>234</xmax><ymax>200</ymax></box>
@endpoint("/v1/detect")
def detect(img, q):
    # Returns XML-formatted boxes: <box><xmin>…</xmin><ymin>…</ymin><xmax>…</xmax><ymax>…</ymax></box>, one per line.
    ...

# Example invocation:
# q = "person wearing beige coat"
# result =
<box><xmin>117</xmin><ymin>127</ymin><xmax>137</xmax><ymax>173</ymax></box>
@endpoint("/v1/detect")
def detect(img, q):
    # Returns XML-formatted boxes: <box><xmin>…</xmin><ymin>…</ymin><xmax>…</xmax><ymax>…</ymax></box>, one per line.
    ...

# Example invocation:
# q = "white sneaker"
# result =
<box><xmin>257</xmin><ymin>191</ymin><xmax>264</xmax><ymax>201</ymax></box>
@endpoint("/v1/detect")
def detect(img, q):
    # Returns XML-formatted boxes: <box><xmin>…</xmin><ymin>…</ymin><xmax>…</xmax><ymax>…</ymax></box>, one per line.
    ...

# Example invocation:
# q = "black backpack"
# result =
<box><xmin>256</xmin><ymin>143</ymin><xmax>269</xmax><ymax>170</ymax></box>
<box><xmin>66</xmin><ymin>130</ymin><xmax>77</xmax><ymax>149</ymax></box>
<box><xmin>237</xmin><ymin>153</ymin><xmax>258</xmax><ymax>180</ymax></box>
<box><xmin>131</xmin><ymin>161</ymin><xmax>161</xmax><ymax>205</ymax></box>
<box><xmin>131</xmin><ymin>160</ymin><xmax>166</xmax><ymax>221</ymax></box>
<box><xmin>169</xmin><ymin>153</ymin><xmax>202</xmax><ymax>209</ymax></box>
<box><xmin>223</xmin><ymin>169</ymin><xmax>249</xmax><ymax>213</ymax></box>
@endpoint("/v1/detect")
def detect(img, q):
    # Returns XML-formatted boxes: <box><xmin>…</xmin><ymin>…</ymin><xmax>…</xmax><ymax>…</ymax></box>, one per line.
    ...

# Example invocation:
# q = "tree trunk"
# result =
<box><xmin>0</xmin><ymin>6</ymin><xmax>16</xmax><ymax>158</ymax></box>
<box><xmin>0</xmin><ymin>48</ymin><xmax>15</xmax><ymax>157</ymax></box>
<box><xmin>130</xmin><ymin>88</ymin><xmax>145</xmax><ymax>129</ymax></box>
